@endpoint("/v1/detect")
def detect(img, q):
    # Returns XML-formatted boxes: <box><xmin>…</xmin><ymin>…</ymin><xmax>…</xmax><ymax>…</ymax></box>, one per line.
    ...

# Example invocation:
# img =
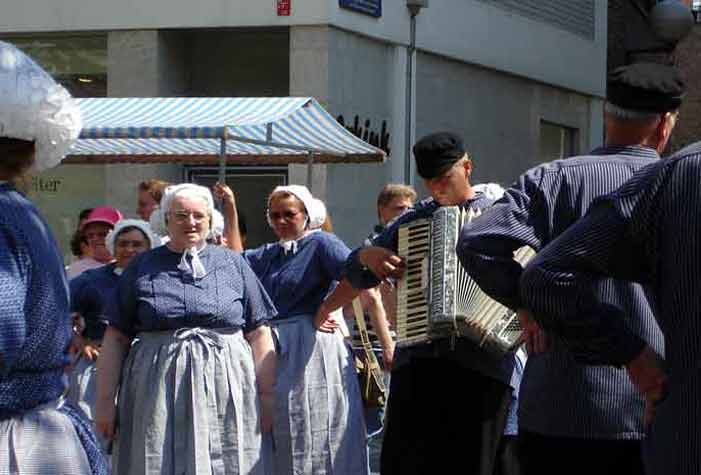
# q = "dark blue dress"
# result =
<box><xmin>0</xmin><ymin>183</ymin><xmax>107</xmax><ymax>474</ymax></box>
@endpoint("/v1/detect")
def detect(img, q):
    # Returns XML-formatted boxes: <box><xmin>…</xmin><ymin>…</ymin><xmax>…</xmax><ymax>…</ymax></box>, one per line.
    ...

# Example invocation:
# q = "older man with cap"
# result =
<box><xmin>519</xmin><ymin>141</ymin><xmax>701</xmax><ymax>475</ymax></box>
<box><xmin>456</xmin><ymin>62</ymin><xmax>684</xmax><ymax>475</ymax></box>
<box><xmin>326</xmin><ymin>131</ymin><xmax>515</xmax><ymax>475</ymax></box>
<box><xmin>67</xmin><ymin>206</ymin><xmax>124</xmax><ymax>279</ymax></box>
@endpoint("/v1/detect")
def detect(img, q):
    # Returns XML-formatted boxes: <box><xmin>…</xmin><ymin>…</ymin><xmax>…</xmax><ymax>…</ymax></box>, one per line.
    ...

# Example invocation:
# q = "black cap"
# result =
<box><xmin>413</xmin><ymin>132</ymin><xmax>466</xmax><ymax>179</ymax></box>
<box><xmin>607</xmin><ymin>63</ymin><xmax>685</xmax><ymax>113</ymax></box>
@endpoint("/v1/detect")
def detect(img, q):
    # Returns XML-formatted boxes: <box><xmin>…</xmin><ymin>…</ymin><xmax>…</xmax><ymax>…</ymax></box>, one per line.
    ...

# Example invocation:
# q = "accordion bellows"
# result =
<box><xmin>396</xmin><ymin>206</ymin><xmax>535</xmax><ymax>356</ymax></box>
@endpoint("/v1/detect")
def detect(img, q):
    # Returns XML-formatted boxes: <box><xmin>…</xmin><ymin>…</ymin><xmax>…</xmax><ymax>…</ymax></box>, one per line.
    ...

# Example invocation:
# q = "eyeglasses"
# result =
<box><xmin>169</xmin><ymin>210</ymin><xmax>209</xmax><ymax>224</ymax></box>
<box><xmin>268</xmin><ymin>210</ymin><xmax>302</xmax><ymax>221</ymax></box>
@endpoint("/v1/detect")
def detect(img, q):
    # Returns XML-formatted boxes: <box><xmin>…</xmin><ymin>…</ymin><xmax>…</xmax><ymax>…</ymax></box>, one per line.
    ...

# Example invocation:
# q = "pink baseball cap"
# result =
<box><xmin>80</xmin><ymin>206</ymin><xmax>123</xmax><ymax>230</ymax></box>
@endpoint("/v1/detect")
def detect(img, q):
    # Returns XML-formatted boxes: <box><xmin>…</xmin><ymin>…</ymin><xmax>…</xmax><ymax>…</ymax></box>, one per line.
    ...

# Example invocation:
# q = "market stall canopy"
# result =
<box><xmin>65</xmin><ymin>97</ymin><xmax>386</xmax><ymax>165</ymax></box>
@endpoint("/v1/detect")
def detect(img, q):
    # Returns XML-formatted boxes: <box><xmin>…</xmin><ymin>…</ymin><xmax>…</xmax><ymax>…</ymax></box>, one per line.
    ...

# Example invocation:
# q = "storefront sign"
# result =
<box><xmin>339</xmin><ymin>0</ymin><xmax>382</xmax><ymax>18</ymax></box>
<box><xmin>277</xmin><ymin>0</ymin><xmax>291</xmax><ymax>16</ymax></box>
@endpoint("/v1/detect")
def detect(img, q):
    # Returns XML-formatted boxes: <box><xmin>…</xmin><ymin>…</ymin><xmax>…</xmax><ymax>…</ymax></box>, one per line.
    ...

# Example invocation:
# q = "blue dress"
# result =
<box><xmin>107</xmin><ymin>244</ymin><xmax>277</xmax><ymax>475</ymax></box>
<box><xmin>243</xmin><ymin>231</ymin><xmax>369</xmax><ymax>475</ymax></box>
<box><xmin>70</xmin><ymin>263</ymin><xmax>120</xmax><ymax>341</ymax></box>
<box><xmin>68</xmin><ymin>262</ymin><xmax>120</xmax><ymax>450</ymax></box>
<box><xmin>0</xmin><ymin>183</ymin><xmax>107</xmax><ymax>474</ymax></box>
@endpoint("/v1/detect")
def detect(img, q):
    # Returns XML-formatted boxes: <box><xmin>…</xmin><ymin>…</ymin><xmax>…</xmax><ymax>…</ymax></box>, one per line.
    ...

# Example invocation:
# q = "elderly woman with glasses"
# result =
<box><xmin>0</xmin><ymin>41</ymin><xmax>108</xmax><ymax>474</ymax></box>
<box><xmin>95</xmin><ymin>183</ymin><xmax>277</xmax><ymax>475</ymax></box>
<box><xmin>214</xmin><ymin>183</ymin><xmax>368</xmax><ymax>475</ymax></box>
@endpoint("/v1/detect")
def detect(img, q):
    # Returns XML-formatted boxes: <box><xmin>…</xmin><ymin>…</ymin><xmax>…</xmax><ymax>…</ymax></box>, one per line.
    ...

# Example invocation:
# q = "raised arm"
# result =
<box><xmin>213</xmin><ymin>182</ymin><xmax>244</xmax><ymax>252</ymax></box>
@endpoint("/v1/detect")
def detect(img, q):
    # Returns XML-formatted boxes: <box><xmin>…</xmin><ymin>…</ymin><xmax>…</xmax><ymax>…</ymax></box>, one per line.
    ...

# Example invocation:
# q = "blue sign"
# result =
<box><xmin>339</xmin><ymin>0</ymin><xmax>382</xmax><ymax>18</ymax></box>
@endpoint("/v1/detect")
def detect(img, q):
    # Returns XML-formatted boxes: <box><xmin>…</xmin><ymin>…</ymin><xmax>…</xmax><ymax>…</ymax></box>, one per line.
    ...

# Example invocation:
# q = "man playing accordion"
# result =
<box><xmin>318</xmin><ymin>132</ymin><xmax>516</xmax><ymax>475</ymax></box>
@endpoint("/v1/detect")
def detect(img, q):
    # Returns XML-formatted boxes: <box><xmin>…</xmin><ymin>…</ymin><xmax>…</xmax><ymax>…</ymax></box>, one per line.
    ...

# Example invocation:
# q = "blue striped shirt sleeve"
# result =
<box><xmin>518</xmin><ymin>160</ymin><xmax>669</xmax><ymax>365</ymax></box>
<box><xmin>457</xmin><ymin>165</ymin><xmax>557</xmax><ymax>310</ymax></box>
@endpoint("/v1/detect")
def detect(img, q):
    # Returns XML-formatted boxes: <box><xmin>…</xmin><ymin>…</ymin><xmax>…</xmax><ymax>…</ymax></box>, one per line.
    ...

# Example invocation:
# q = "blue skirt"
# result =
<box><xmin>269</xmin><ymin>315</ymin><xmax>368</xmax><ymax>475</ymax></box>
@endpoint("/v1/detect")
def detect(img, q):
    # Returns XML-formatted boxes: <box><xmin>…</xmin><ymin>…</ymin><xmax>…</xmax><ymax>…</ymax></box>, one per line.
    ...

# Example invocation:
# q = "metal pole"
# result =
<box><xmin>306</xmin><ymin>152</ymin><xmax>314</xmax><ymax>193</ymax></box>
<box><xmin>404</xmin><ymin>12</ymin><xmax>417</xmax><ymax>186</ymax></box>
<box><xmin>218</xmin><ymin>136</ymin><xmax>227</xmax><ymax>184</ymax></box>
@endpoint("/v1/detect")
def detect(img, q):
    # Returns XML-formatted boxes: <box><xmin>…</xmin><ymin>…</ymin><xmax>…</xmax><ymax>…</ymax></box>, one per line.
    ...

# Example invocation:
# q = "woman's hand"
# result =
<box><xmin>313</xmin><ymin>303</ymin><xmax>340</xmax><ymax>333</ymax></box>
<box><xmin>213</xmin><ymin>182</ymin><xmax>236</xmax><ymax>206</ymax></box>
<box><xmin>82</xmin><ymin>343</ymin><xmax>100</xmax><ymax>361</ymax></box>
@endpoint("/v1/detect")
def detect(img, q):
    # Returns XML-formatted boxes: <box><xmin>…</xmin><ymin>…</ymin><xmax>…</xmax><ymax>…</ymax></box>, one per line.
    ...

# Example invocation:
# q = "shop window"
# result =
<box><xmin>539</xmin><ymin>120</ymin><xmax>578</xmax><ymax>162</ymax></box>
<box><xmin>3</xmin><ymin>35</ymin><xmax>107</xmax><ymax>97</ymax></box>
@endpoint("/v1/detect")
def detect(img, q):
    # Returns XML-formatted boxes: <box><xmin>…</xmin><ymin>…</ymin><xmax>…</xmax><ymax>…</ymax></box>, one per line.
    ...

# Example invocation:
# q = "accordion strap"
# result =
<box><xmin>352</xmin><ymin>297</ymin><xmax>386</xmax><ymax>392</ymax></box>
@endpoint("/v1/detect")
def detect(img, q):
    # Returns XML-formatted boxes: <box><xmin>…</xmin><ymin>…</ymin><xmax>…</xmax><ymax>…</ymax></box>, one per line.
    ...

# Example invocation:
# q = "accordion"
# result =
<box><xmin>396</xmin><ymin>206</ymin><xmax>535</xmax><ymax>356</ymax></box>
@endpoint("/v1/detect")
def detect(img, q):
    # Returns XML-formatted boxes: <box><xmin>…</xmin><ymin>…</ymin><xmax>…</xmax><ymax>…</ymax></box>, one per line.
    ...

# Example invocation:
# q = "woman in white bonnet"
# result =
<box><xmin>215</xmin><ymin>183</ymin><xmax>368</xmax><ymax>475</ymax></box>
<box><xmin>68</xmin><ymin>219</ymin><xmax>159</xmax><ymax>454</ymax></box>
<box><xmin>0</xmin><ymin>41</ymin><xmax>108</xmax><ymax>474</ymax></box>
<box><xmin>95</xmin><ymin>183</ymin><xmax>277</xmax><ymax>474</ymax></box>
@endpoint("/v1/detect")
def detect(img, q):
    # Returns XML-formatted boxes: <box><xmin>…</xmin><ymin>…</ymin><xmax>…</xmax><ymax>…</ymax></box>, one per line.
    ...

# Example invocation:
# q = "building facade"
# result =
<box><xmin>1</xmin><ymin>0</ymin><xmax>607</xmax><ymax>258</ymax></box>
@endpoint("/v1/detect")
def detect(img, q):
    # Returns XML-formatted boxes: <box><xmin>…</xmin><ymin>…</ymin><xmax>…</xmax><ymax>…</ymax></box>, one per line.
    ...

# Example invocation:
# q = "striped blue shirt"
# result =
<box><xmin>457</xmin><ymin>145</ymin><xmax>664</xmax><ymax>440</ymax></box>
<box><xmin>519</xmin><ymin>142</ymin><xmax>701</xmax><ymax>475</ymax></box>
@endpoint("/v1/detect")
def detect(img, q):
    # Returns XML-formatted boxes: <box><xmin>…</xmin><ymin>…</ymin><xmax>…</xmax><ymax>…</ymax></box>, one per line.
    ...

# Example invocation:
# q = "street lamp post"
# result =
<box><xmin>404</xmin><ymin>0</ymin><xmax>428</xmax><ymax>185</ymax></box>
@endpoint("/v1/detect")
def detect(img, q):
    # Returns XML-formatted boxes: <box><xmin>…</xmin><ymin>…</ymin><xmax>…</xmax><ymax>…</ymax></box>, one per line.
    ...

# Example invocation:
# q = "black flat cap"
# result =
<box><xmin>607</xmin><ymin>63</ymin><xmax>685</xmax><ymax>113</ymax></box>
<box><xmin>413</xmin><ymin>132</ymin><xmax>466</xmax><ymax>179</ymax></box>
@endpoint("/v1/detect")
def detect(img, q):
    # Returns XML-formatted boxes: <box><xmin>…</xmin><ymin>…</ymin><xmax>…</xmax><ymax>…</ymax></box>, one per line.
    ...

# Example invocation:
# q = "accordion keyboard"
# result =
<box><xmin>396</xmin><ymin>218</ymin><xmax>432</xmax><ymax>347</ymax></box>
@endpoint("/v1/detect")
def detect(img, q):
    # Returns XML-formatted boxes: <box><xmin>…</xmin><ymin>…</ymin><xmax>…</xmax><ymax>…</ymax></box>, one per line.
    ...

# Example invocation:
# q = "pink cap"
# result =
<box><xmin>80</xmin><ymin>206</ymin><xmax>123</xmax><ymax>230</ymax></box>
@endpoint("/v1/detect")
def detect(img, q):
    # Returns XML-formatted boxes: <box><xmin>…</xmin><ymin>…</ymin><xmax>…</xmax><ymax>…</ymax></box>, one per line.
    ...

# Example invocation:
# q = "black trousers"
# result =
<box><xmin>380</xmin><ymin>358</ymin><xmax>512</xmax><ymax>475</ymax></box>
<box><xmin>518</xmin><ymin>430</ymin><xmax>645</xmax><ymax>475</ymax></box>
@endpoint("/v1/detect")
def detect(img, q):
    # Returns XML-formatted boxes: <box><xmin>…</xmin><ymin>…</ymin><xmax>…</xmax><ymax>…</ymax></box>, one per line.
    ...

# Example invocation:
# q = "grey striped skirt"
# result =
<box><xmin>269</xmin><ymin>315</ymin><xmax>368</xmax><ymax>475</ymax></box>
<box><xmin>113</xmin><ymin>327</ymin><xmax>264</xmax><ymax>475</ymax></box>
<box><xmin>0</xmin><ymin>397</ymin><xmax>92</xmax><ymax>474</ymax></box>
<box><xmin>67</xmin><ymin>355</ymin><xmax>98</xmax><ymax>421</ymax></box>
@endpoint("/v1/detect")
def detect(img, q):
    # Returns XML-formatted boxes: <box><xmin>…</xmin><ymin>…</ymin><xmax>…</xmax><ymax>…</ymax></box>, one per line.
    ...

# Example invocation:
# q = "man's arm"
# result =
<box><xmin>457</xmin><ymin>168</ymin><xmax>552</xmax><ymax>310</ymax></box>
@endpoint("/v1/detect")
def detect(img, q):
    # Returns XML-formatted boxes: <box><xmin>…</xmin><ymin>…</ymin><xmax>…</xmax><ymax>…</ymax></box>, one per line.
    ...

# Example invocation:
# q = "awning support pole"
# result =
<box><xmin>306</xmin><ymin>152</ymin><xmax>314</xmax><ymax>193</ymax></box>
<box><xmin>218</xmin><ymin>136</ymin><xmax>227</xmax><ymax>184</ymax></box>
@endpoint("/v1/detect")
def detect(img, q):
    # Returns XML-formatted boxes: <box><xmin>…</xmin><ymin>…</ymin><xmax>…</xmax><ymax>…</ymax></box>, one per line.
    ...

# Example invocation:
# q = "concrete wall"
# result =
<box><xmin>3</xmin><ymin>0</ymin><xmax>606</xmax><ymax>98</ymax></box>
<box><xmin>415</xmin><ymin>51</ymin><xmax>603</xmax><ymax>189</ymax></box>
<box><xmin>331</xmin><ymin>0</ymin><xmax>608</xmax><ymax>98</ymax></box>
<box><xmin>289</xmin><ymin>26</ymin><xmax>402</xmax><ymax>247</ymax></box>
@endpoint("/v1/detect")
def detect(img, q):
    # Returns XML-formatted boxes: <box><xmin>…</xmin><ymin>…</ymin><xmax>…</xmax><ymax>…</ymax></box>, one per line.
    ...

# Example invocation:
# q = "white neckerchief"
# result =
<box><xmin>278</xmin><ymin>229</ymin><xmax>319</xmax><ymax>256</ymax></box>
<box><xmin>176</xmin><ymin>243</ymin><xmax>207</xmax><ymax>279</ymax></box>
<box><xmin>113</xmin><ymin>267</ymin><xmax>124</xmax><ymax>276</ymax></box>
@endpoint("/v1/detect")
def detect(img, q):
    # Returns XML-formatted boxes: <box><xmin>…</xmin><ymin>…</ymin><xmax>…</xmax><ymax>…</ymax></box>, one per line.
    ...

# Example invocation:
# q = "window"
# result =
<box><xmin>539</xmin><ymin>121</ymin><xmax>578</xmax><ymax>162</ymax></box>
<box><xmin>3</xmin><ymin>35</ymin><xmax>107</xmax><ymax>97</ymax></box>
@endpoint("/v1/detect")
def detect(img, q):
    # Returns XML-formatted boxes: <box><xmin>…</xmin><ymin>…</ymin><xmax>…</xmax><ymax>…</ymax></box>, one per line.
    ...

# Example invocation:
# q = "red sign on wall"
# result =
<box><xmin>277</xmin><ymin>0</ymin><xmax>291</xmax><ymax>16</ymax></box>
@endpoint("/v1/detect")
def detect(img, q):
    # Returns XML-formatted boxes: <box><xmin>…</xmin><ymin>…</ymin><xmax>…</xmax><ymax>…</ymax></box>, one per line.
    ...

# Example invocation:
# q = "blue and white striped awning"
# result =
<box><xmin>66</xmin><ymin>97</ymin><xmax>385</xmax><ymax>164</ymax></box>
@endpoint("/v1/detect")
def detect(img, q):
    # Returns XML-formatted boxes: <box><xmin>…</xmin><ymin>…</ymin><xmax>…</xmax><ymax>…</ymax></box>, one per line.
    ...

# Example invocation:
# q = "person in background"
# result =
<box><xmin>351</xmin><ymin>183</ymin><xmax>417</xmax><ymax>450</ymax></box>
<box><xmin>0</xmin><ymin>40</ymin><xmax>107</xmax><ymax>474</ymax></box>
<box><xmin>67</xmin><ymin>206</ymin><xmax>123</xmax><ymax>279</ymax></box>
<box><xmin>68</xmin><ymin>219</ymin><xmax>159</xmax><ymax>454</ymax></box>
<box><xmin>136</xmin><ymin>179</ymin><xmax>170</xmax><ymax>221</ymax></box>
<box><xmin>95</xmin><ymin>184</ymin><xmax>276</xmax><ymax>474</ymax></box>
<box><xmin>69</xmin><ymin>207</ymin><xmax>94</xmax><ymax>261</ymax></box>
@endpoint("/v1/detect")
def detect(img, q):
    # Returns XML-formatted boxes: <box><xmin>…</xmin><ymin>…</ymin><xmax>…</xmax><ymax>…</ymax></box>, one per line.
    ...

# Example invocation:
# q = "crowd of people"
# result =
<box><xmin>2</xmin><ymin>38</ymin><xmax>701</xmax><ymax>475</ymax></box>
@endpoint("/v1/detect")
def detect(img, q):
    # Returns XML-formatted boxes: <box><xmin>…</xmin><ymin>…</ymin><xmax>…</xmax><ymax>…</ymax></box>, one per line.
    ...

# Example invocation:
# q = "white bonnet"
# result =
<box><xmin>473</xmin><ymin>182</ymin><xmax>506</xmax><ymax>201</ymax></box>
<box><xmin>268</xmin><ymin>184</ymin><xmax>327</xmax><ymax>230</ymax></box>
<box><xmin>210</xmin><ymin>209</ymin><xmax>225</xmax><ymax>239</ymax></box>
<box><xmin>0</xmin><ymin>41</ymin><xmax>82</xmax><ymax>172</ymax></box>
<box><xmin>106</xmin><ymin>219</ymin><xmax>161</xmax><ymax>256</ymax></box>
